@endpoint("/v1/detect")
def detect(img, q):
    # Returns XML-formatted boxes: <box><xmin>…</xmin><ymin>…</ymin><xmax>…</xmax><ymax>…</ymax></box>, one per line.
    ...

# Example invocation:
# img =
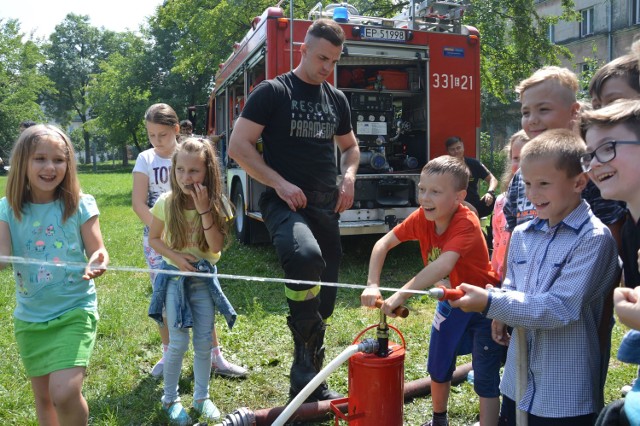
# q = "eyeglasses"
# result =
<box><xmin>580</xmin><ymin>140</ymin><xmax>640</xmax><ymax>172</ymax></box>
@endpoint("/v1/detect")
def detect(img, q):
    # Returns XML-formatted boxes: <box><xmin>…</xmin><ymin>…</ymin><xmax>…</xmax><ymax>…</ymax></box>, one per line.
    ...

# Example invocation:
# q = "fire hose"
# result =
<box><xmin>271</xmin><ymin>339</ymin><xmax>378</xmax><ymax>426</ymax></box>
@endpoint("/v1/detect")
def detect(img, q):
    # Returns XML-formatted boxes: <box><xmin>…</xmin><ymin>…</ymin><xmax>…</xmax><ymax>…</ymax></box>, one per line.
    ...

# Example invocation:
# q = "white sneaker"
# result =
<box><xmin>212</xmin><ymin>360</ymin><xmax>248</xmax><ymax>378</ymax></box>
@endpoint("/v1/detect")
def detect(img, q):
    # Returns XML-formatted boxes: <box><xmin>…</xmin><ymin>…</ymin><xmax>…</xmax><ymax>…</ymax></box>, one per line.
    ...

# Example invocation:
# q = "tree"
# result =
<box><xmin>461</xmin><ymin>0</ymin><xmax>579</xmax><ymax>153</ymax></box>
<box><xmin>89</xmin><ymin>32</ymin><xmax>151</xmax><ymax>165</ymax></box>
<box><xmin>0</xmin><ymin>19</ymin><xmax>50</xmax><ymax>161</ymax></box>
<box><xmin>146</xmin><ymin>0</ymin><xmax>257</xmax><ymax>111</ymax></box>
<box><xmin>466</xmin><ymin>0</ymin><xmax>577</xmax><ymax>102</ymax></box>
<box><xmin>42</xmin><ymin>14</ymin><xmax>119</xmax><ymax>163</ymax></box>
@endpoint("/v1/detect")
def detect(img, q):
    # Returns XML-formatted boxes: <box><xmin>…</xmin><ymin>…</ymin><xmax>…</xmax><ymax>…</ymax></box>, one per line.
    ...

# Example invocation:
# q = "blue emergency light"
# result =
<box><xmin>333</xmin><ymin>6</ymin><xmax>349</xmax><ymax>23</ymax></box>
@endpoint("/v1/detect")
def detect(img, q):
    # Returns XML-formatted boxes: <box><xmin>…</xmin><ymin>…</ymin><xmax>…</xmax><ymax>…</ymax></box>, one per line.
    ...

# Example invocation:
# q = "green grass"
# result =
<box><xmin>0</xmin><ymin>171</ymin><xmax>636</xmax><ymax>425</ymax></box>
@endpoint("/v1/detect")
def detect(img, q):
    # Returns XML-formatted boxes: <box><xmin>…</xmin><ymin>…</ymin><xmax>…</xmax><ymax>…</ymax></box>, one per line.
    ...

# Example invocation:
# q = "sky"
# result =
<box><xmin>0</xmin><ymin>0</ymin><xmax>165</xmax><ymax>39</ymax></box>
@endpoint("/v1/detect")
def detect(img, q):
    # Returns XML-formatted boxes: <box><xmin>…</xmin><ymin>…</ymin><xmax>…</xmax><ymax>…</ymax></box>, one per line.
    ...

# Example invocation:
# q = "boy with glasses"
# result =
<box><xmin>582</xmin><ymin>99</ymin><xmax>640</xmax><ymax>289</ymax></box>
<box><xmin>583</xmin><ymin>99</ymin><xmax>640</xmax><ymax>424</ymax></box>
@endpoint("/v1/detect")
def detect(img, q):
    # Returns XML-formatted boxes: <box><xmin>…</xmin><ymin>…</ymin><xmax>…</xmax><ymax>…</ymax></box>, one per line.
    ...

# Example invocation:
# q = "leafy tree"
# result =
<box><xmin>146</xmin><ymin>0</ymin><xmax>258</xmax><ymax>112</ymax></box>
<box><xmin>42</xmin><ymin>14</ymin><xmax>120</xmax><ymax>163</ymax></box>
<box><xmin>464</xmin><ymin>0</ymin><xmax>579</xmax><ymax>146</ymax></box>
<box><xmin>466</xmin><ymin>0</ymin><xmax>576</xmax><ymax>103</ymax></box>
<box><xmin>0</xmin><ymin>19</ymin><xmax>50</xmax><ymax>161</ymax></box>
<box><xmin>89</xmin><ymin>32</ymin><xmax>151</xmax><ymax>165</ymax></box>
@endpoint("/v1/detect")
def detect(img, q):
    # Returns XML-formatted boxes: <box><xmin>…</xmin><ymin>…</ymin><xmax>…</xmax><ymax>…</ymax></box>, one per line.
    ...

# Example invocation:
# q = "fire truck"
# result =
<box><xmin>202</xmin><ymin>1</ymin><xmax>480</xmax><ymax>243</ymax></box>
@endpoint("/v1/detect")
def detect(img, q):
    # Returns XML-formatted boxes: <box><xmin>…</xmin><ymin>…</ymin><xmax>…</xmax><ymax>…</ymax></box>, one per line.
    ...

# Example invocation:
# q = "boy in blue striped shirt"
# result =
<box><xmin>451</xmin><ymin>129</ymin><xmax>620</xmax><ymax>426</ymax></box>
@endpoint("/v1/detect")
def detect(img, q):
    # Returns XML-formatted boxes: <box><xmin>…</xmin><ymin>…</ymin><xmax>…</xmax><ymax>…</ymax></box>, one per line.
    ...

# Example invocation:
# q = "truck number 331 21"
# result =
<box><xmin>431</xmin><ymin>73</ymin><xmax>473</xmax><ymax>90</ymax></box>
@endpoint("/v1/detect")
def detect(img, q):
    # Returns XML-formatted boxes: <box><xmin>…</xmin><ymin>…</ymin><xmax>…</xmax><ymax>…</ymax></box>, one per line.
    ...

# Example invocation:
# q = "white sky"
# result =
<box><xmin>0</xmin><ymin>0</ymin><xmax>165</xmax><ymax>39</ymax></box>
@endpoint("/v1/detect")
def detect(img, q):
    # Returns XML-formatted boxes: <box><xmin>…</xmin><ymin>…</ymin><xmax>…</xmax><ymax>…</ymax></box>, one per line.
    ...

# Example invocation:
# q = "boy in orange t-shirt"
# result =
<box><xmin>362</xmin><ymin>155</ymin><xmax>502</xmax><ymax>426</ymax></box>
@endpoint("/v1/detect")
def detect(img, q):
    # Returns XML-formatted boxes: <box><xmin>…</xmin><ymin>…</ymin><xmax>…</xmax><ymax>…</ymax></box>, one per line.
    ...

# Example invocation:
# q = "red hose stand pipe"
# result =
<box><xmin>330</xmin><ymin>324</ymin><xmax>406</xmax><ymax>425</ymax></box>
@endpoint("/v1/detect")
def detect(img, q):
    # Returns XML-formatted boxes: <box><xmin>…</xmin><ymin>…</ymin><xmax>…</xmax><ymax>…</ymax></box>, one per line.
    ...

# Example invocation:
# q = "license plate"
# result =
<box><xmin>362</xmin><ymin>27</ymin><xmax>406</xmax><ymax>42</ymax></box>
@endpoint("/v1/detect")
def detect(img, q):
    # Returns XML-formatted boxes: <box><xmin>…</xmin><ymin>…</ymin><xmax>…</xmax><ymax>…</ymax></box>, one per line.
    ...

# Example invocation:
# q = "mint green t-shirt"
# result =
<box><xmin>0</xmin><ymin>195</ymin><xmax>99</xmax><ymax>322</ymax></box>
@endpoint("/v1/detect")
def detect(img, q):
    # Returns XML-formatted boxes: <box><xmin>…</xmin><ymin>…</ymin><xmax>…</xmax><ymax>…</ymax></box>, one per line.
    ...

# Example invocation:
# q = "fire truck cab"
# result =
<box><xmin>206</xmin><ymin>1</ymin><xmax>480</xmax><ymax>243</ymax></box>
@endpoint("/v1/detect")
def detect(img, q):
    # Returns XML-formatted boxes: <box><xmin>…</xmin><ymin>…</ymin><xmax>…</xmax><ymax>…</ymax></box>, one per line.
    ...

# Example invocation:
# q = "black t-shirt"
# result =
<box><xmin>463</xmin><ymin>156</ymin><xmax>490</xmax><ymax>210</ymax></box>
<box><xmin>622</xmin><ymin>213</ymin><xmax>640</xmax><ymax>288</ymax></box>
<box><xmin>240</xmin><ymin>72</ymin><xmax>352</xmax><ymax>193</ymax></box>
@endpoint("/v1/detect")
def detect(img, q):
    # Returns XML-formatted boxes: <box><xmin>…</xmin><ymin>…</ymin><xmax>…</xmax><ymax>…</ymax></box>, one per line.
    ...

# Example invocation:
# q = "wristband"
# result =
<box><xmin>487</xmin><ymin>190</ymin><xmax>495</xmax><ymax>197</ymax></box>
<box><xmin>198</xmin><ymin>209</ymin><xmax>211</xmax><ymax>215</ymax></box>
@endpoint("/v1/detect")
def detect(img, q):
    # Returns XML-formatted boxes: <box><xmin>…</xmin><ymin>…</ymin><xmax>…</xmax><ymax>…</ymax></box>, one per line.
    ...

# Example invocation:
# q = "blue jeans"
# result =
<box><xmin>162</xmin><ymin>275</ymin><xmax>214</xmax><ymax>404</ymax></box>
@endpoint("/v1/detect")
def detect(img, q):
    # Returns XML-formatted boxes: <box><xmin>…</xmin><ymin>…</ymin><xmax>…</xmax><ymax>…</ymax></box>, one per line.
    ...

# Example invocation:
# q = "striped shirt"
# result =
<box><xmin>486</xmin><ymin>201</ymin><xmax>620</xmax><ymax>417</ymax></box>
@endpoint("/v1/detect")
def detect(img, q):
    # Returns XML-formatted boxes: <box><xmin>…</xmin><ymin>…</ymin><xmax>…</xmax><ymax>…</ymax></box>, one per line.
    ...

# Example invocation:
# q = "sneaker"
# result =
<box><xmin>212</xmin><ymin>360</ymin><xmax>249</xmax><ymax>378</ymax></box>
<box><xmin>623</xmin><ymin>378</ymin><xmax>637</xmax><ymax>397</ymax></box>
<box><xmin>162</xmin><ymin>401</ymin><xmax>191</xmax><ymax>426</ymax></box>
<box><xmin>151</xmin><ymin>356</ymin><xmax>164</xmax><ymax>378</ymax></box>
<box><xmin>193</xmin><ymin>398</ymin><xmax>221</xmax><ymax>421</ymax></box>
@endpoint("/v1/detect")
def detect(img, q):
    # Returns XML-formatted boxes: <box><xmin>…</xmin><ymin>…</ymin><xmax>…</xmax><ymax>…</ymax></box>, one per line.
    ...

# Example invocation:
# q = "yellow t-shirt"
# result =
<box><xmin>150</xmin><ymin>192</ymin><xmax>222</xmax><ymax>267</ymax></box>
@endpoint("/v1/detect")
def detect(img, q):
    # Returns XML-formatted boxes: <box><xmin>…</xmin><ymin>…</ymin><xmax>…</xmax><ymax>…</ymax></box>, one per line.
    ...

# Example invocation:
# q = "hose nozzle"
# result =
<box><xmin>428</xmin><ymin>285</ymin><xmax>465</xmax><ymax>301</ymax></box>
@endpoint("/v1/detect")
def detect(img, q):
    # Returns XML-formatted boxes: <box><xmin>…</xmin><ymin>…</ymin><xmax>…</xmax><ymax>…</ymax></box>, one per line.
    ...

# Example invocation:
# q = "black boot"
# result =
<box><xmin>313</xmin><ymin>325</ymin><xmax>342</xmax><ymax>400</ymax></box>
<box><xmin>287</xmin><ymin>316</ymin><xmax>342</xmax><ymax>402</ymax></box>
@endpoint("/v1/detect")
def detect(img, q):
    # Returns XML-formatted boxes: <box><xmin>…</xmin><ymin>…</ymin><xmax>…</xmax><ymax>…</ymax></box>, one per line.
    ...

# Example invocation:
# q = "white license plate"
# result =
<box><xmin>362</xmin><ymin>27</ymin><xmax>406</xmax><ymax>42</ymax></box>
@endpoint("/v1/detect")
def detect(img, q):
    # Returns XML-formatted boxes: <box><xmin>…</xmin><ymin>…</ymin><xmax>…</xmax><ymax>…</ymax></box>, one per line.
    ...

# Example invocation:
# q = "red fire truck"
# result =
<box><xmin>202</xmin><ymin>1</ymin><xmax>480</xmax><ymax>243</ymax></box>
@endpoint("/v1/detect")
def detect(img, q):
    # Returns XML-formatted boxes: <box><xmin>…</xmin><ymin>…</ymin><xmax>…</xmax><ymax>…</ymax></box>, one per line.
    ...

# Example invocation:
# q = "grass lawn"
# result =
<box><xmin>0</xmin><ymin>168</ymin><xmax>636</xmax><ymax>425</ymax></box>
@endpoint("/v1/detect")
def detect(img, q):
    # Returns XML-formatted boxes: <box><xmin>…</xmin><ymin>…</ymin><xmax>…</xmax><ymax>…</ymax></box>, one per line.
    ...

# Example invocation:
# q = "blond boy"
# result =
<box><xmin>504</xmin><ymin>66</ymin><xmax>626</xmax><ymax>233</ymax></box>
<box><xmin>452</xmin><ymin>129</ymin><xmax>619</xmax><ymax>425</ymax></box>
<box><xmin>362</xmin><ymin>156</ymin><xmax>502</xmax><ymax>426</ymax></box>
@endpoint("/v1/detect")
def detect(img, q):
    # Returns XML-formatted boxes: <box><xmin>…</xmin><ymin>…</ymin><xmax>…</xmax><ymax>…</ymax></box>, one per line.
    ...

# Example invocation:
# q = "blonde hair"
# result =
<box><xmin>516</xmin><ymin>66</ymin><xmax>578</xmax><ymax>105</ymax></box>
<box><xmin>581</xmin><ymin>99</ymin><xmax>640</xmax><ymax>140</ymax></box>
<box><xmin>500</xmin><ymin>130</ymin><xmax>530</xmax><ymax>191</ymax></box>
<box><xmin>422</xmin><ymin>155</ymin><xmax>470</xmax><ymax>191</ymax></box>
<box><xmin>520</xmin><ymin>129</ymin><xmax>586</xmax><ymax>178</ymax></box>
<box><xmin>165</xmin><ymin>138</ymin><xmax>232</xmax><ymax>251</ymax></box>
<box><xmin>7</xmin><ymin>124</ymin><xmax>80</xmax><ymax>222</ymax></box>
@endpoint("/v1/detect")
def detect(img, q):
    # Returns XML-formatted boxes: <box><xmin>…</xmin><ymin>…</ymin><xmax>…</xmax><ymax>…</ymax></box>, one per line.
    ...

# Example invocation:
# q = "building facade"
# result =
<box><xmin>535</xmin><ymin>0</ymin><xmax>640</xmax><ymax>72</ymax></box>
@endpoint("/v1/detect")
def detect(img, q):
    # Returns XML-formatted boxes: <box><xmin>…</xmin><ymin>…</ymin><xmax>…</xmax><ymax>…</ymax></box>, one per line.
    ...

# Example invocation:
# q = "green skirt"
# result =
<box><xmin>14</xmin><ymin>308</ymin><xmax>98</xmax><ymax>377</ymax></box>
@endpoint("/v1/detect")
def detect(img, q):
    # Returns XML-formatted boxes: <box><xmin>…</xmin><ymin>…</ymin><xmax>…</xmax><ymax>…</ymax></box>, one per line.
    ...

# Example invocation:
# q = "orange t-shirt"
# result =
<box><xmin>393</xmin><ymin>204</ymin><xmax>499</xmax><ymax>288</ymax></box>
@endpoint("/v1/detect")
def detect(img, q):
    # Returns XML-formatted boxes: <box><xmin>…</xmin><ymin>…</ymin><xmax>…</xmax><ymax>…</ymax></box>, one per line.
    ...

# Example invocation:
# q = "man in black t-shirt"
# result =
<box><xmin>446</xmin><ymin>136</ymin><xmax>498</xmax><ymax>253</ymax></box>
<box><xmin>445</xmin><ymin>136</ymin><xmax>498</xmax><ymax>219</ymax></box>
<box><xmin>228</xmin><ymin>19</ymin><xmax>359</xmax><ymax>402</ymax></box>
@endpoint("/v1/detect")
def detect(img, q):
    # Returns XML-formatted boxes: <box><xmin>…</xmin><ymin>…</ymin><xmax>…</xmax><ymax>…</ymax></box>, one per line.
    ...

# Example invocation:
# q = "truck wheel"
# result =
<box><xmin>232</xmin><ymin>184</ymin><xmax>250</xmax><ymax>244</ymax></box>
